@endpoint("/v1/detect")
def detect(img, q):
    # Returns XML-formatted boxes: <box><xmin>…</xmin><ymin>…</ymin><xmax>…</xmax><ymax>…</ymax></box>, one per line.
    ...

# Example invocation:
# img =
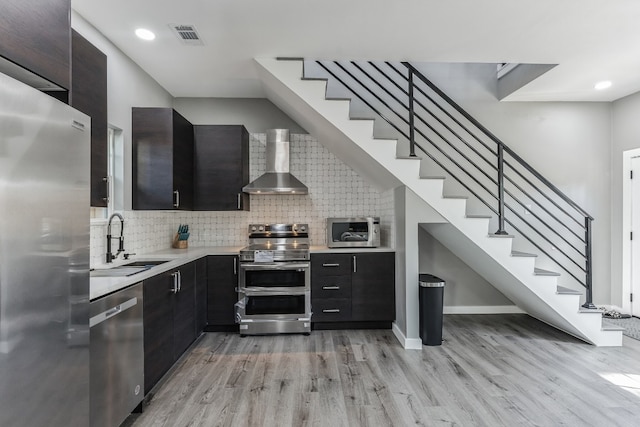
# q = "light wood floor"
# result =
<box><xmin>126</xmin><ymin>315</ymin><xmax>640</xmax><ymax>427</ymax></box>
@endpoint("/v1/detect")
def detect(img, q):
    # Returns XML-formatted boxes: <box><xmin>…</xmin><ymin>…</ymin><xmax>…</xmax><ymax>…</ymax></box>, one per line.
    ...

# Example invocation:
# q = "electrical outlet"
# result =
<box><xmin>525</xmin><ymin>204</ymin><xmax>532</xmax><ymax>215</ymax></box>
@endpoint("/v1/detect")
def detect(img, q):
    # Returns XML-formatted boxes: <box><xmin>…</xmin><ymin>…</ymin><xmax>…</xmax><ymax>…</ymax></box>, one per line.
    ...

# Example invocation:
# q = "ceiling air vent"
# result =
<box><xmin>169</xmin><ymin>24</ymin><xmax>204</xmax><ymax>46</ymax></box>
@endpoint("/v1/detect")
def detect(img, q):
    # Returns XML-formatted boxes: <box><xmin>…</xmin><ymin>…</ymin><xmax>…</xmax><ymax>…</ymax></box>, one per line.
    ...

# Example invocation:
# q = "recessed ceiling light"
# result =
<box><xmin>135</xmin><ymin>28</ymin><xmax>156</xmax><ymax>41</ymax></box>
<box><xmin>594</xmin><ymin>80</ymin><xmax>612</xmax><ymax>90</ymax></box>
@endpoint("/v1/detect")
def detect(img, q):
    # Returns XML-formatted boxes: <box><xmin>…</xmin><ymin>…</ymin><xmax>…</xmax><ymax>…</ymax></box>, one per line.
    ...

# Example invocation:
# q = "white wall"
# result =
<box><xmin>611</xmin><ymin>91</ymin><xmax>640</xmax><ymax>307</ymax></box>
<box><xmin>173</xmin><ymin>98</ymin><xmax>307</xmax><ymax>133</ymax></box>
<box><xmin>412</xmin><ymin>62</ymin><xmax>613</xmax><ymax>305</ymax></box>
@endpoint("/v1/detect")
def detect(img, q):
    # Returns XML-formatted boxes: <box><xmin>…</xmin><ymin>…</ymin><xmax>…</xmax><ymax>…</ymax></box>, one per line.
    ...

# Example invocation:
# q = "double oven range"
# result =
<box><xmin>235</xmin><ymin>224</ymin><xmax>311</xmax><ymax>335</ymax></box>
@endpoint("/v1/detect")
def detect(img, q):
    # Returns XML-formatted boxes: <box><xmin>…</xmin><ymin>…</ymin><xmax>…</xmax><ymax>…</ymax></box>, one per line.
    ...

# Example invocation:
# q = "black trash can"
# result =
<box><xmin>418</xmin><ymin>274</ymin><xmax>445</xmax><ymax>346</ymax></box>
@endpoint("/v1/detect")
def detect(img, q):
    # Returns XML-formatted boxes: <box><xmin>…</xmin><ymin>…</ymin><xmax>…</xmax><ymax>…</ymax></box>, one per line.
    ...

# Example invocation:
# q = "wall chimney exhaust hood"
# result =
<box><xmin>242</xmin><ymin>129</ymin><xmax>308</xmax><ymax>195</ymax></box>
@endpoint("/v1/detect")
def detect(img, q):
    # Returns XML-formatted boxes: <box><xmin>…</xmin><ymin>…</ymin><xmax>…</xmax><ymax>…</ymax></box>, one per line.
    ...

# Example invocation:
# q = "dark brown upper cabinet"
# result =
<box><xmin>0</xmin><ymin>0</ymin><xmax>71</xmax><ymax>90</ymax></box>
<box><xmin>193</xmin><ymin>125</ymin><xmax>250</xmax><ymax>211</ymax></box>
<box><xmin>70</xmin><ymin>30</ymin><xmax>108</xmax><ymax>207</ymax></box>
<box><xmin>132</xmin><ymin>108</ymin><xmax>194</xmax><ymax>210</ymax></box>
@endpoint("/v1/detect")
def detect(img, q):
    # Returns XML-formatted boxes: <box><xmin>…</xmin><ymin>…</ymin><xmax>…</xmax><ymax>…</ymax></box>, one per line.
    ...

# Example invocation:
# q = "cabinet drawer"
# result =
<box><xmin>311</xmin><ymin>275</ymin><xmax>351</xmax><ymax>299</ymax></box>
<box><xmin>311</xmin><ymin>254</ymin><xmax>352</xmax><ymax>276</ymax></box>
<box><xmin>311</xmin><ymin>298</ymin><xmax>351</xmax><ymax>322</ymax></box>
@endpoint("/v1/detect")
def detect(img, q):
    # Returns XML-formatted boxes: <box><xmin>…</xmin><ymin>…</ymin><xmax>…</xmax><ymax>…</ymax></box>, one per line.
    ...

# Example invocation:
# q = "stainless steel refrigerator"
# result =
<box><xmin>0</xmin><ymin>71</ymin><xmax>90</xmax><ymax>426</ymax></box>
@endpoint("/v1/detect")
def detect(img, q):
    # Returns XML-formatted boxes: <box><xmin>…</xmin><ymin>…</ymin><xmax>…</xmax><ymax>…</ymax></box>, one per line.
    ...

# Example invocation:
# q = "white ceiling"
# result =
<box><xmin>72</xmin><ymin>0</ymin><xmax>640</xmax><ymax>102</ymax></box>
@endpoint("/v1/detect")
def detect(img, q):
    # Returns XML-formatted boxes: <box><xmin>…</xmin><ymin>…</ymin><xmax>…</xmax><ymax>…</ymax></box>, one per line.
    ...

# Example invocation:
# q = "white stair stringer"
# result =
<box><xmin>254</xmin><ymin>57</ymin><xmax>622</xmax><ymax>347</ymax></box>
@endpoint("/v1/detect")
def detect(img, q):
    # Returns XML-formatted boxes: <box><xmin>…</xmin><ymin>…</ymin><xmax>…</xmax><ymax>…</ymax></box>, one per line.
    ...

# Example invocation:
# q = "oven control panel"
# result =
<box><xmin>248</xmin><ymin>223</ymin><xmax>308</xmax><ymax>237</ymax></box>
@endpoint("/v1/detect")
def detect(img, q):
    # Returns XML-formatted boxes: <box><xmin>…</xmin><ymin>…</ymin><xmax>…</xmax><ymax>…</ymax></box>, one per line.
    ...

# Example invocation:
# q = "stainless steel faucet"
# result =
<box><xmin>106</xmin><ymin>213</ymin><xmax>125</xmax><ymax>263</ymax></box>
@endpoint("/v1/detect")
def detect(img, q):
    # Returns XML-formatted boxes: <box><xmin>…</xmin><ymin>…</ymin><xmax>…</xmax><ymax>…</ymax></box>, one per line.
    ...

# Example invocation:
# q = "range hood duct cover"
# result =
<box><xmin>243</xmin><ymin>129</ymin><xmax>308</xmax><ymax>194</ymax></box>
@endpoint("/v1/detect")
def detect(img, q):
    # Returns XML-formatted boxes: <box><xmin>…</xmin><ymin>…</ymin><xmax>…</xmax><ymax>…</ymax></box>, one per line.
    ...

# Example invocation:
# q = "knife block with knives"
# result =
<box><xmin>173</xmin><ymin>224</ymin><xmax>190</xmax><ymax>249</ymax></box>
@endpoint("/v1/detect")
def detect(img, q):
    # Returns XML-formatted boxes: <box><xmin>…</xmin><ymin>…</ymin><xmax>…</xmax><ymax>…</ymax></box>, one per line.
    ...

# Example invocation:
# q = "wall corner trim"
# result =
<box><xmin>392</xmin><ymin>322</ymin><xmax>423</xmax><ymax>350</ymax></box>
<box><xmin>443</xmin><ymin>305</ymin><xmax>525</xmax><ymax>314</ymax></box>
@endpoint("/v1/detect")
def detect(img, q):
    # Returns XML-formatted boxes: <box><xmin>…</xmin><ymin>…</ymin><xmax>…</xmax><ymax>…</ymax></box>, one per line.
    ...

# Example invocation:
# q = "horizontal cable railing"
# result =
<box><xmin>308</xmin><ymin>60</ymin><xmax>595</xmax><ymax>307</ymax></box>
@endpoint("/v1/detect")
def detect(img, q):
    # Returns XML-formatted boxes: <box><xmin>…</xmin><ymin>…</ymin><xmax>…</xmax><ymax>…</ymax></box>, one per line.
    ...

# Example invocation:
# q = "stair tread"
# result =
<box><xmin>301</xmin><ymin>77</ymin><xmax>328</xmax><ymax>82</ymax></box>
<box><xmin>488</xmin><ymin>234</ymin><xmax>515</xmax><ymax>238</ymax></box>
<box><xmin>466</xmin><ymin>214</ymin><xmax>492</xmax><ymax>219</ymax></box>
<box><xmin>511</xmin><ymin>250</ymin><xmax>538</xmax><ymax>257</ymax></box>
<box><xmin>443</xmin><ymin>195</ymin><xmax>469</xmax><ymax>199</ymax></box>
<box><xmin>349</xmin><ymin>116</ymin><xmax>376</xmax><ymax>120</ymax></box>
<box><xmin>534</xmin><ymin>267</ymin><xmax>561</xmax><ymax>276</ymax></box>
<box><xmin>557</xmin><ymin>285</ymin><xmax>582</xmax><ymax>295</ymax></box>
<box><xmin>396</xmin><ymin>156</ymin><xmax>422</xmax><ymax>160</ymax></box>
<box><xmin>579</xmin><ymin>307</ymin><xmax>605</xmax><ymax>313</ymax></box>
<box><xmin>325</xmin><ymin>97</ymin><xmax>353</xmax><ymax>101</ymax></box>
<box><xmin>276</xmin><ymin>56</ymin><xmax>304</xmax><ymax>61</ymax></box>
<box><xmin>420</xmin><ymin>176</ymin><xmax>446</xmax><ymax>180</ymax></box>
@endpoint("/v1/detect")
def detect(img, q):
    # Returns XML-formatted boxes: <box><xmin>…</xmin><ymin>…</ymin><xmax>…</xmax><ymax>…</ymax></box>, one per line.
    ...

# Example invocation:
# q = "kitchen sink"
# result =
<box><xmin>90</xmin><ymin>266</ymin><xmax>150</xmax><ymax>277</ymax></box>
<box><xmin>90</xmin><ymin>260</ymin><xmax>170</xmax><ymax>278</ymax></box>
<box><xmin>123</xmin><ymin>260</ymin><xmax>170</xmax><ymax>267</ymax></box>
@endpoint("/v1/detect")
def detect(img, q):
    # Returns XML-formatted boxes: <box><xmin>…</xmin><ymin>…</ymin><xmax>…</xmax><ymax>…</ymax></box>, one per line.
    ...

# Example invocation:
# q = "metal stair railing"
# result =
<box><xmin>307</xmin><ymin>60</ymin><xmax>595</xmax><ymax>308</ymax></box>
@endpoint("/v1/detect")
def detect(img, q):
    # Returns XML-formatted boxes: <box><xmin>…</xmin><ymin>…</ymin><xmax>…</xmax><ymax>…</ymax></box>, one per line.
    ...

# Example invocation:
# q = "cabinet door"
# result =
<box><xmin>351</xmin><ymin>252</ymin><xmax>396</xmax><ymax>322</ymax></box>
<box><xmin>0</xmin><ymin>0</ymin><xmax>71</xmax><ymax>90</ymax></box>
<box><xmin>195</xmin><ymin>257</ymin><xmax>208</xmax><ymax>334</ymax></box>
<box><xmin>143</xmin><ymin>270</ymin><xmax>175</xmax><ymax>394</ymax></box>
<box><xmin>173</xmin><ymin>263</ymin><xmax>196</xmax><ymax>359</ymax></box>
<box><xmin>172</xmin><ymin>110</ymin><xmax>194</xmax><ymax>210</ymax></box>
<box><xmin>132</xmin><ymin>108</ymin><xmax>193</xmax><ymax>210</ymax></box>
<box><xmin>207</xmin><ymin>256</ymin><xmax>238</xmax><ymax>326</ymax></box>
<box><xmin>71</xmin><ymin>30</ymin><xmax>108</xmax><ymax>207</ymax></box>
<box><xmin>193</xmin><ymin>125</ymin><xmax>250</xmax><ymax>211</ymax></box>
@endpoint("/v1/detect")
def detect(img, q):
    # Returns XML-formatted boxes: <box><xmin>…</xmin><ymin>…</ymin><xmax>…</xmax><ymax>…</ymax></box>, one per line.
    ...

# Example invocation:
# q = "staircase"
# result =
<box><xmin>254</xmin><ymin>57</ymin><xmax>622</xmax><ymax>346</ymax></box>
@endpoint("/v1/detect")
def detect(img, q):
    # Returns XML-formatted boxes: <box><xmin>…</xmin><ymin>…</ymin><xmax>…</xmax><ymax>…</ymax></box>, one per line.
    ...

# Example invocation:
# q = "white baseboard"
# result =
<box><xmin>443</xmin><ymin>305</ymin><xmax>525</xmax><ymax>314</ymax></box>
<box><xmin>391</xmin><ymin>322</ymin><xmax>422</xmax><ymax>350</ymax></box>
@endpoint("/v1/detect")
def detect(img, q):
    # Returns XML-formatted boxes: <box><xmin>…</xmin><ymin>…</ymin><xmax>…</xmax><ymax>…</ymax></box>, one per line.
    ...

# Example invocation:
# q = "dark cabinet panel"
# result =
<box><xmin>70</xmin><ymin>30</ymin><xmax>108</xmax><ymax>207</ymax></box>
<box><xmin>311</xmin><ymin>252</ymin><xmax>395</xmax><ymax>325</ymax></box>
<box><xmin>193</xmin><ymin>125</ymin><xmax>250</xmax><ymax>211</ymax></box>
<box><xmin>0</xmin><ymin>0</ymin><xmax>71</xmax><ymax>90</ymax></box>
<box><xmin>207</xmin><ymin>255</ymin><xmax>238</xmax><ymax>326</ymax></box>
<box><xmin>143</xmin><ymin>271</ymin><xmax>175</xmax><ymax>394</ymax></box>
<box><xmin>351</xmin><ymin>252</ymin><xmax>395</xmax><ymax>322</ymax></box>
<box><xmin>173</xmin><ymin>262</ymin><xmax>196</xmax><ymax>359</ymax></box>
<box><xmin>195</xmin><ymin>257</ymin><xmax>208</xmax><ymax>334</ymax></box>
<box><xmin>143</xmin><ymin>261</ymin><xmax>198</xmax><ymax>394</ymax></box>
<box><xmin>132</xmin><ymin>108</ymin><xmax>194</xmax><ymax>210</ymax></box>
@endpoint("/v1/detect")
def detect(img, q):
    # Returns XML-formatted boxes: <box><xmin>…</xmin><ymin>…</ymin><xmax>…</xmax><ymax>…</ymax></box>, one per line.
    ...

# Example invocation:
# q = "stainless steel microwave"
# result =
<box><xmin>327</xmin><ymin>217</ymin><xmax>380</xmax><ymax>248</ymax></box>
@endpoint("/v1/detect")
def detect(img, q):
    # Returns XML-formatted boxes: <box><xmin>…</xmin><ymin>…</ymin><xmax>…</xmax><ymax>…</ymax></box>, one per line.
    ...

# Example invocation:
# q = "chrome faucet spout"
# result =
<box><xmin>106</xmin><ymin>213</ymin><xmax>125</xmax><ymax>263</ymax></box>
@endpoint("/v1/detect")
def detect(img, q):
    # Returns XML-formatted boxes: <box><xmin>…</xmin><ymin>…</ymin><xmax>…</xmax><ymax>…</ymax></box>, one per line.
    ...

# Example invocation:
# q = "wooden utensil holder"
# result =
<box><xmin>172</xmin><ymin>234</ymin><xmax>188</xmax><ymax>249</ymax></box>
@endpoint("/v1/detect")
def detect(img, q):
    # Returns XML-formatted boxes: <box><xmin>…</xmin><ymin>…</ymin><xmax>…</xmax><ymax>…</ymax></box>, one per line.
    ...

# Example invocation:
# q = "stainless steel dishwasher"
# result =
<box><xmin>90</xmin><ymin>282</ymin><xmax>144</xmax><ymax>427</ymax></box>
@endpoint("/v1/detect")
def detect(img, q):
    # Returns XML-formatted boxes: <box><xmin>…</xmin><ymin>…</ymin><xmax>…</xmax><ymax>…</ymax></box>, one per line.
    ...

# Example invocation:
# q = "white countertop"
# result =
<box><xmin>310</xmin><ymin>246</ymin><xmax>394</xmax><ymax>253</ymax></box>
<box><xmin>90</xmin><ymin>246</ymin><xmax>241</xmax><ymax>301</ymax></box>
<box><xmin>90</xmin><ymin>245</ymin><xmax>395</xmax><ymax>301</ymax></box>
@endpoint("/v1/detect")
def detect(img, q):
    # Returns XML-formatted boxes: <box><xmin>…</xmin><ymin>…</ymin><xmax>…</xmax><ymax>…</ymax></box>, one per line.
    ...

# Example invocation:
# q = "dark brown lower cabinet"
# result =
<box><xmin>143</xmin><ymin>261</ymin><xmax>196</xmax><ymax>394</ymax></box>
<box><xmin>206</xmin><ymin>255</ymin><xmax>238</xmax><ymax>330</ymax></box>
<box><xmin>311</xmin><ymin>252</ymin><xmax>395</xmax><ymax>329</ymax></box>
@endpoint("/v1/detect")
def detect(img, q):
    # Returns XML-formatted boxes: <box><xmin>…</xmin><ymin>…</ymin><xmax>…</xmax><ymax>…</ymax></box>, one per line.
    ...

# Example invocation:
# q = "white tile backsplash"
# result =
<box><xmin>90</xmin><ymin>133</ymin><xmax>395</xmax><ymax>267</ymax></box>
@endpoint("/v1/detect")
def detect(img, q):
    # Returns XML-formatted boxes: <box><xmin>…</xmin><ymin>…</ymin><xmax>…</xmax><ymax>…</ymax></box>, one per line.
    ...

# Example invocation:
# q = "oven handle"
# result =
<box><xmin>240</xmin><ymin>288</ymin><xmax>309</xmax><ymax>296</ymax></box>
<box><xmin>239</xmin><ymin>262</ymin><xmax>310</xmax><ymax>270</ymax></box>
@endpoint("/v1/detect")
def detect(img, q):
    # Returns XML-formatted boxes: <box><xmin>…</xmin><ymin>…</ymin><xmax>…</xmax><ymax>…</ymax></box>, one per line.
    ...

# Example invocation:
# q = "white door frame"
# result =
<box><xmin>622</xmin><ymin>148</ymin><xmax>640</xmax><ymax>314</ymax></box>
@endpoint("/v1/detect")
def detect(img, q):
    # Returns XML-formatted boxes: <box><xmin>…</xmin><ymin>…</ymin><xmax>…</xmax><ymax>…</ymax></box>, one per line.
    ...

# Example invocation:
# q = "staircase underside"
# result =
<box><xmin>255</xmin><ymin>57</ymin><xmax>622</xmax><ymax>347</ymax></box>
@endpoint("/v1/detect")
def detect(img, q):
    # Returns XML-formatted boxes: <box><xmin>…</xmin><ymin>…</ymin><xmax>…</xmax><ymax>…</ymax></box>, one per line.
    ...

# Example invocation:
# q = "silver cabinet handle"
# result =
<box><xmin>322</xmin><ymin>309</ymin><xmax>340</xmax><ymax>313</ymax></box>
<box><xmin>171</xmin><ymin>272</ymin><xmax>179</xmax><ymax>294</ymax></box>
<box><xmin>322</xmin><ymin>263</ymin><xmax>340</xmax><ymax>267</ymax></box>
<box><xmin>322</xmin><ymin>286</ymin><xmax>340</xmax><ymax>290</ymax></box>
<box><xmin>233</xmin><ymin>257</ymin><xmax>237</xmax><ymax>275</ymax></box>
<box><xmin>102</xmin><ymin>176</ymin><xmax>110</xmax><ymax>204</ymax></box>
<box><xmin>353</xmin><ymin>255</ymin><xmax>357</xmax><ymax>273</ymax></box>
<box><xmin>237</xmin><ymin>193</ymin><xmax>241</xmax><ymax>210</ymax></box>
<box><xmin>177</xmin><ymin>270</ymin><xmax>182</xmax><ymax>292</ymax></box>
<box><xmin>173</xmin><ymin>190</ymin><xmax>180</xmax><ymax>208</ymax></box>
